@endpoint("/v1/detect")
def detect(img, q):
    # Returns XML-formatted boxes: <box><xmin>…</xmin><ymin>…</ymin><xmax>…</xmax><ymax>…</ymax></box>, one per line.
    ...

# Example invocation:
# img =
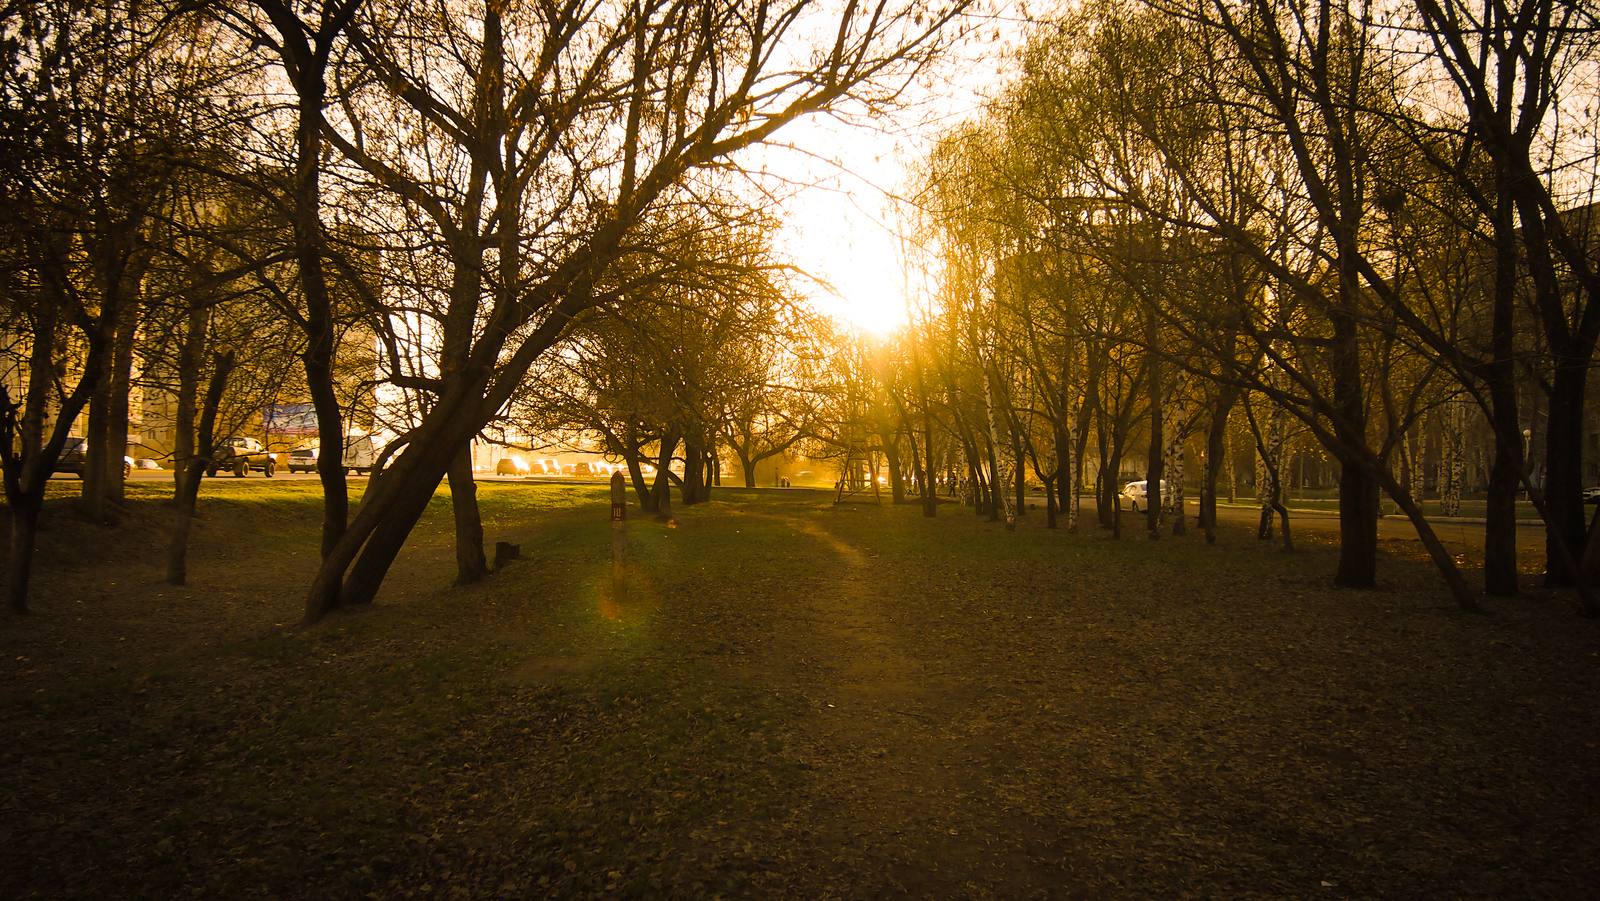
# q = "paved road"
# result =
<box><xmin>1205</xmin><ymin>500</ymin><xmax>1548</xmax><ymax>555</ymax></box>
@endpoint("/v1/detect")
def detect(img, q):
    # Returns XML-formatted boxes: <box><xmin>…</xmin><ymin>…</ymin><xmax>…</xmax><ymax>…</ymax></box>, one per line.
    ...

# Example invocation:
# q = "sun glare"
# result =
<box><xmin>762</xmin><ymin>10</ymin><xmax>1023</xmax><ymax>340</ymax></box>
<box><xmin>800</xmin><ymin>225</ymin><xmax>910</xmax><ymax>336</ymax></box>
<box><xmin>772</xmin><ymin>130</ymin><xmax>912</xmax><ymax>337</ymax></box>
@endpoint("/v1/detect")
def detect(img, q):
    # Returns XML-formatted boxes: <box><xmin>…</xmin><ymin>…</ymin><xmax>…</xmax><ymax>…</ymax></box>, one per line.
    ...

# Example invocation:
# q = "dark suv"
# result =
<box><xmin>53</xmin><ymin>438</ymin><xmax>131</xmax><ymax>478</ymax></box>
<box><xmin>53</xmin><ymin>437</ymin><xmax>87</xmax><ymax>477</ymax></box>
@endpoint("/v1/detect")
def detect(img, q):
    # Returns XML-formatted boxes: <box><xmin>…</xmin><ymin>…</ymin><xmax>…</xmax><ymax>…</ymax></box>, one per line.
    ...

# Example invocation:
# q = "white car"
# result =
<box><xmin>288</xmin><ymin>447</ymin><xmax>318</xmax><ymax>473</ymax></box>
<box><xmin>1121</xmin><ymin>479</ymin><xmax>1174</xmax><ymax>513</ymax></box>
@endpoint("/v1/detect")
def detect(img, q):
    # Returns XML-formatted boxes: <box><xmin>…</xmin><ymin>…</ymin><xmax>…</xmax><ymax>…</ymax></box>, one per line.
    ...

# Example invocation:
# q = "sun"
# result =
<box><xmin>777</xmin><ymin>174</ymin><xmax>911</xmax><ymax>337</ymax></box>
<box><xmin>812</xmin><ymin>249</ymin><xmax>915</xmax><ymax>339</ymax></box>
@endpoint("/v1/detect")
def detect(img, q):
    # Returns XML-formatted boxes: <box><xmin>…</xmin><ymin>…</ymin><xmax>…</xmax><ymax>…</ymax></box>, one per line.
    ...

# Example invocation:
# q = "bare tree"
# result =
<box><xmin>1408</xmin><ymin>0</ymin><xmax>1600</xmax><ymax>598</ymax></box>
<box><xmin>286</xmin><ymin>0</ymin><xmax>969</xmax><ymax>620</ymax></box>
<box><xmin>0</xmin><ymin>0</ymin><xmax>201</xmax><ymax>611</ymax></box>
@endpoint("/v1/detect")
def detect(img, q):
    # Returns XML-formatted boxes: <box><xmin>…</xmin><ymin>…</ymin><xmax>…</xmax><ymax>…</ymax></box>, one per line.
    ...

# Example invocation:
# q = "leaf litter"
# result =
<box><xmin>1</xmin><ymin>486</ymin><xmax>1597</xmax><ymax>899</ymax></box>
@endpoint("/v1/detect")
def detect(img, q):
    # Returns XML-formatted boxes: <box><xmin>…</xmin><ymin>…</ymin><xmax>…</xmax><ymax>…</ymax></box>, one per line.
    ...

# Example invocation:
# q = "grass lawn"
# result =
<box><xmin>2</xmin><ymin>481</ymin><xmax>1597</xmax><ymax>899</ymax></box>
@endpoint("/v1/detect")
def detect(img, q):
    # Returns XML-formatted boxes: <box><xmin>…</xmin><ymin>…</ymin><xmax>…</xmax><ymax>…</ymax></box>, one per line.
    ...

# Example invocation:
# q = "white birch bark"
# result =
<box><xmin>1256</xmin><ymin>392</ymin><xmax>1285</xmax><ymax>531</ymax></box>
<box><xmin>1067</xmin><ymin>397</ymin><xmax>1080</xmax><ymax>532</ymax></box>
<box><xmin>1255</xmin><ymin>428</ymin><xmax>1268</xmax><ymax>506</ymax></box>
<box><xmin>1255</xmin><ymin>430</ymin><xmax>1274</xmax><ymax>537</ymax></box>
<box><xmin>982</xmin><ymin>358</ymin><xmax>1016</xmax><ymax>530</ymax></box>
<box><xmin>1164</xmin><ymin>376</ymin><xmax>1187</xmax><ymax>533</ymax></box>
<box><xmin>1064</xmin><ymin>336</ymin><xmax>1079</xmax><ymax>533</ymax></box>
<box><xmin>1226</xmin><ymin>430</ymin><xmax>1236</xmax><ymax>504</ymax></box>
<box><xmin>1271</xmin><ymin>401</ymin><xmax>1286</xmax><ymax>499</ymax></box>
<box><xmin>1407</xmin><ymin>426</ymin><xmax>1426</xmax><ymax>514</ymax></box>
<box><xmin>1443</xmin><ymin>394</ymin><xmax>1465</xmax><ymax>517</ymax></box>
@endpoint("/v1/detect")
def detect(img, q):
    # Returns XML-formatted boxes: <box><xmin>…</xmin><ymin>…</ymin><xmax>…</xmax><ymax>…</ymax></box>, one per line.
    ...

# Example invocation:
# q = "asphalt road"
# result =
<box><xmin>1201</xmin><ymin>500</ymin><xmax>1548</xmax><ymax>555</ymax></box>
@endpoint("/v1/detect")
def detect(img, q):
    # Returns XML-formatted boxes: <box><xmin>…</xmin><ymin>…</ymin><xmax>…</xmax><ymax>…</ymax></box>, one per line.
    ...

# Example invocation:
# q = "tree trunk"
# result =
<box><xmin>1406</xmin><ymin>426</ymin><xmax>1425</xmax><ymax>516</ymax></box>
<box><xmin>1330</xmin><ymin>293</ymin><xmax>1377</xmax><ymax>587</ymax></box>
<box><xmin>982</xmin><ymin>366</ymin><xmax>1013</xmax><ymax>530</ymax></box>
<box><xmin>338</xmin><ymin>464</ymin><xmax>446</xmax><ymax>608</ymax></box>
<box><xmin>282</xmin><ymin>21</ymin><xmax>351</xmax><ymax>587</ymax></box>
<box><xmin>171</xmin><ymin>304</ymin><xmax>204</xmax><ymax>495</ymax></box>
<box><xmin>652</xmin><ymin>430</ymin><xmax>679</xmax><ymax>521</ymax></box>
<box><xmin>1442</xmin><ymin>395</ymin><xmax>1465</xmax><ymax>517</ymax></box>
<box><xmin>1544</xmin><ymin>364</ymin><xmax>1587</xmax><ymax>586</ymax></box>
<box><xmin>166</xmin><ymin>462</ymin><xmax>206</xmax><ymax>586</ymax></box>
<box><xmin>1145</xmin><ymin>309</ymin><xmax>1163</xmax><ymax>539</ymax></box>
<box><xmin>1103</xmin><ymin>425</ymin><xmax>1127</xmax><ymax>530</ymax></box>
<box><xmin>1580</xmin><ymin>503</ymin><xmax>1600</xmax><ymax>586</ymax></box>
<box><xmin>625</xmin><ymin>423</ymin><xmax>655</xmax><ymax>509</ymax></box>
<box><xmin>1061</xmin><ymin>402</ymin><xmax>1079</xmax><ymax>534</ymax></box>
<box><xmin>879</xmin><ymin>412</ymin><xmax>906</xmax><ymax>504</ymax></box>
<box><xmin>2</xmin><ymin>304</ymin><xmax>103</xmax><ymax>613</ymax></box>
<box><xmin>83</xmin><ymin>376</ymin><xmax>113</xmax><ymax>520</ymax></box>
<box><xmin>1254</xmin><ymin>399</ymin><xmax>1280</xmax><ymax>541</ymax></box>
<box><xmin>1481</xmin><ymin>165</ymin><xmax>1521</xmax><ymax>593</ymax></box>
<box><xmin>1013</xmin><ymin>438</ymin><xmax>1026</xmax><ymax>520</ymax></box>
<box><xmin>1166</xmin><ymin>376</ymin><xmax>1187</xmax><ymax>537</ymax></box>
<box><xmin>1271</xmin><ymin>400</ymin><xmax>1289</xmax><ymax>552</ymax></box>
<box><xmin>1226</xmin><ymin>430</ymin><xmax>1237</xmax><ymax>504</ymax></box>
<box><xmin>1373</xmin><ymin>453</ymin><xmax>1480</xmax><ymax>613</ymax></box>
<box><xmin>740</xmin><ymin>448</ymin><xmax>756</xmax><ymax>488</ymax></box>
<box><xmin>167</xmin><ymin>350</ymin><xmax>233</xmax><ymax>585</ymax></box>
<box><xmin>1335</xmin><ymin>459</ymin><xmax>1380</xmax><ymax>586</ymax></box>
<box><xmin>1072</xmin><ymin>377</ymin><xmax>1094</xmax><ymax>526</ymax></box>
<box><xmin>103</xmin><ymin>291</ymin><xmax>140</xmax><ymax>503</ymax></box>
<box><xmin>681</xmin><ymin>436</ymin><xmax>703</xmax><ymax>506</ymax></box>
<box><xmin>1484</xmin><ymin>388</ymin><xmax>1521</xmax><ymax>596</ymax></box>
<box><xmin>913</xmin><ymin>340</ymin><xmax>938</xmax><ymax>518</ymax></box>
<box><xmin>902</xmin><ymin>403</ymin><xmax>932</xmax><ymax>515</ymax></box>
<box><xmin>698</xmin><ymin>450</ymin><xmax>714</xmax><ymax>503</ymax></box>
<box><xmin>449</xmin><ymin>445</ymin><xmax>489</xmax><ymax>585</ymax></box>
<box><xmin>303</xmin><ymin>386</ymin><xmax>479</xmax><ymax>621</ymax></box>
<box><xmin>6</xmin><ymin>503</ymin><xmax>42</xmax><ymax>616</ymax></box>
<box><xmin>1202</xmin><ymin>386</ymin><xmax>1241</xmax><ymax>544</ymax></box>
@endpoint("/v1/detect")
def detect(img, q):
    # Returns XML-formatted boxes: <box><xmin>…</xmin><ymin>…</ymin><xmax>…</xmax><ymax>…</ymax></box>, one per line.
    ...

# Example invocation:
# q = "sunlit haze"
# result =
<box><xmin>769</xmin><ymin>16</ymin><xmax>1024</xmax><ymax>337</ymax></box>
<box><xmin>774</xmin><ymin>121</ymin><xmax>912</xmax><ymax>336</ymax></box>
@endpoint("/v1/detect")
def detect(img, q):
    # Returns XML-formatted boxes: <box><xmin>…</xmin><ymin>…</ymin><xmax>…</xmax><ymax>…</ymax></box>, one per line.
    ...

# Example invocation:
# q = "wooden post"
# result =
<box><xmin>610</xmin><ymin>470</ymin><xmax>627</xmax><ymax>597</ymax></box>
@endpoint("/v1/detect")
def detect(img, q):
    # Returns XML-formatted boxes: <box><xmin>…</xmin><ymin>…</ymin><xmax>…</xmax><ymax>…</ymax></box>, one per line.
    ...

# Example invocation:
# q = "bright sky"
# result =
<box><xmin>767</xmin><ymin>13</ymin><xmax>1027</xmax><ymax>336</ymax></box>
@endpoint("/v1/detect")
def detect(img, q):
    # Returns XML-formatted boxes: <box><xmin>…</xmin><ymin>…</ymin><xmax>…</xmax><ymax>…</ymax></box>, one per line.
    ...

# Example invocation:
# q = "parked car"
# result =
<box><xmin>284</xmin><ymin>437</ymin><xmax>382</xmax><ymax>475</ymax></box>
<box><xmin>572</xmin><ymin>461</ymin><xmax>601</xmax><ymax>477</ymax></box>
<box><xmin>53</xmin><ymin>438</ymin><xmax>133</xmax><ymax>478</ymax></box>
<box><xmin>288</xmin><ymin>447</ymin><xmax>318</xmax><ymax>473</ymax></box>
<box><xmin>134</xmin><ymin>457</ymin><xmax>161</xmax><ymax>470</ymax></box>
<box><xmin>1120</xmin><ymin>479</ymin><xmax>1174</xmax><ymax>513</ymax></box>
<box><xmin>341</xmin><ymin>435</ymin><xmax>384</xmax><ymax>475</ymax></box>
<box><xmin>1585</xmin><ymin>487</ymin><xmax>1600</xmax><ymax>505</ymax></box>
<box><xmin>53</xmin><ymin>438</ymin><xmax>87</xmax><ymax>477</ymax></box>
<box><xmin>496</xmin><ymin>457</ymin><xmax>531</xmax><ymax>476</ymax></box>
<box><xmin>211</xmin><ymin>436</ymin><xmax>276</xmax><ymax>477</ymax></box>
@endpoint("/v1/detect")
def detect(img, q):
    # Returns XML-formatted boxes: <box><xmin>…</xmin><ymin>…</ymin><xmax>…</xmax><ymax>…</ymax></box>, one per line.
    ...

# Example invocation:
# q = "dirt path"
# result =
<box><xmin>733</xmin><ymin>515</ymin><xmax>1060</xmax><ymax>899</ymax></box>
